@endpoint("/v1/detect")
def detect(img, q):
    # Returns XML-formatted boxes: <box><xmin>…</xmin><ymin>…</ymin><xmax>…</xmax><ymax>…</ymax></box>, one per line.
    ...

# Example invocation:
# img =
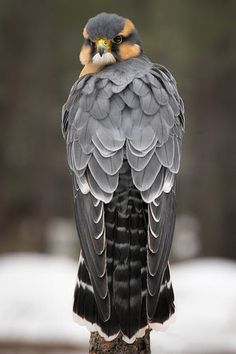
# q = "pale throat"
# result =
<box><xmin>80</xmin><ymin>49</ymin><xmax>116</xmax><ymax>78</ymax></box>
<box><xmin>92</xmin><ymin>52</ymin><xmax>116</xmax><ymax>65</ymax></box>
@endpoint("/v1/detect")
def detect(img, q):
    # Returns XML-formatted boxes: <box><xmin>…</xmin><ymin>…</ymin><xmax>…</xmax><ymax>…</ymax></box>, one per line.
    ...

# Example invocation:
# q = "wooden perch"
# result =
<box><xmin>89</xmin><ymin>330</ymin><xmax>151</xmax><ymax>354</ymax></box>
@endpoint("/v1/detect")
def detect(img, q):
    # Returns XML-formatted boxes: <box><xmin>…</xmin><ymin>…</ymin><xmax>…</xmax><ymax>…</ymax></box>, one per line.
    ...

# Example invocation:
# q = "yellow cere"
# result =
<box><xmin>95</xmin><ymin>38</ymin><xmax>112</xmax><ymax>52</ymax></box>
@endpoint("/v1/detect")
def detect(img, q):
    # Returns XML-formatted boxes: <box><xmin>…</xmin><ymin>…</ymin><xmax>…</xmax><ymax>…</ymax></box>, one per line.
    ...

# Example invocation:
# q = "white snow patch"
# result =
<box><xmin>151</xmin><ymin>258</ymin><xmax>236</xmax><ymax>353</ymax></box>
<box><xmin>0</xmin><ymin>253</ymin><xmax>89</xmax><ymax>346</ymax></box>
<box><xmin>0</xmin><ymin>254</ymin><xmax>236</xmax><ymax>353</ymax></box>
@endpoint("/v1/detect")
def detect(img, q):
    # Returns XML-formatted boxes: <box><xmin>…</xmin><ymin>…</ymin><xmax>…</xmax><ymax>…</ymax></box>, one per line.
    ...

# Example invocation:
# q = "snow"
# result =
<box><xmin>152</xmin><ymin>259</ymin><xmax>236</xmax><ymax>353</ymax></box>
<box><xmin>0</xmin><ymin>254</ymin><xmax>236</xmax><ymax>353</ymax></box>
<box><xmin>0</xmin><ymin>254</ymin><xmax>88</xmax><ymax>346</ymax></box>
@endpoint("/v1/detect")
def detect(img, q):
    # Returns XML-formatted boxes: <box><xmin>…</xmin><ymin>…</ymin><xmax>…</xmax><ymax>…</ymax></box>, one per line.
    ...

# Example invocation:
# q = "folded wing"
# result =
<box><xmin>62</xmin><ymin>58</ymin><xmax>184</xmax><ymax>322</ymax></box>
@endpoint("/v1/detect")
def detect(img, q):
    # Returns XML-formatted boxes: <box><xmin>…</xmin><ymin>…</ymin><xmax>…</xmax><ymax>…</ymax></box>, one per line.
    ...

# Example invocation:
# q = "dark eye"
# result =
<box><xmin>86</xmin><ymin>38</ymin><xmax>94</xmax><ymax>46</ymax></box>
<box><xmin>112</xmin><ymin>35</ymin><xmax>123</xmax><ymax>44</ymax></box>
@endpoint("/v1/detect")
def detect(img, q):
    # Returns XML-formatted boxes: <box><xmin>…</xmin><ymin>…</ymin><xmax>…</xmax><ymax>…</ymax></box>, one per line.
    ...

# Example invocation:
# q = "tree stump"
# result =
<box><xmin>89</xmin><ymin>330</ymin><xmax>151</xmax><ymax>354</ymax></box>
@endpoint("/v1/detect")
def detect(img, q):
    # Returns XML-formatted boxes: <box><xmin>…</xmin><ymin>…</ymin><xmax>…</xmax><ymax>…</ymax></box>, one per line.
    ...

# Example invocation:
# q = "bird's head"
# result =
<box><xmin>79</xmin><ymin>13</ymin><xmax>143</xmax><ymax>72</ymax></box>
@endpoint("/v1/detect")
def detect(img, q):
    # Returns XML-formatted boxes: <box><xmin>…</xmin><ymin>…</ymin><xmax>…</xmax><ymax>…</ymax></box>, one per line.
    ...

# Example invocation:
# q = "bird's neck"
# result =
<box><xmin>79</xmin><ymin>62</ymin><xmax>105</xmax><ymax>77</ymax></box>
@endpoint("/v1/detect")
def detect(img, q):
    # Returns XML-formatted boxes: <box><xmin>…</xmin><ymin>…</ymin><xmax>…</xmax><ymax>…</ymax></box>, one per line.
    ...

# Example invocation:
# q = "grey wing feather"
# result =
<box><xmin>93</xmin><ymin>148</ymin><xmax>124</xmax><ymax>175</ymax></box>
<box><xmin>147</xmin><ymin>187</ymin><xmax>176</xmax><ymax>318</ymax></box>
<box><xmin>140</xmin><ymin>93</ymin><xmax>160</xmax><ymax>115</ymax></box>
<box><xmin>126</xmin><ymin>144</ymin><xmax>155</xmax><ymax>171</ymax></box>
<box><xmin>131</xmin><ymin>153</ymin><xmax>162</xmax><ymax>192</ymax></box>
<box><xmin>141</xmin><ymin>167</ymin><xmax>165</xmax><ymax>203</ymax></box>
<box><xmin>120</xmin><ymin>87</ymin><xmax>140</xmax><ymax>108</ymax></box>
<box><xmin>156</xmin><ymin>135</ymin><xmax>174</xmax><ymax>168</ymax></box>
<box><xmin>62</xmin><ymin>74</ymin><xmax>127</xmax><ymax>322</ymax></box>
<box><xmin>126</xmin><ymin>63</ymin><xmax>184</xmax><ymax>320</ymax></box>
<box><xmin>87</xmin><ymin>172</ymin><xmax>113</xmax><ymax>203</ymax></box>
<box><xmin>109</xmin><ymin>95</ymin><xmax>125</xmax><ymax>128</ymax></box>
<box><xmin>74</xmin><ymin>184</ymin><xmax>110</xmax><ymax>321</ymax></box>
<box><xmin>129</xmin><ymin>125</ymin><xmax>157</xmax><ymax>152</ymax></box>
<box><xmin>129</xmin><ymin>64</ymin><xmax>184</xmax><ymax>203</ymax></box>
<box><xmin>131</xmin><ymin>78</ymin><xmax>150</xmax><ymax>96</ymax></box>
<box><xmin>88</xmin><ymin>155</ymin><xmax>119</xmax><ymax>193</ymax></box>
<box><xmin>63</xmin><ymin>75</ymin><xmax>126</xmax><ymax>203</ymax></box>
<box><xmin>170</xmin><ymin>135</ymin><xmax>181</xmax><ymax>173</ymax></box>
<box><xmin>90</xmin><ymin>96</ymin><xmax>110</xmax><ymax>120</ymax></box>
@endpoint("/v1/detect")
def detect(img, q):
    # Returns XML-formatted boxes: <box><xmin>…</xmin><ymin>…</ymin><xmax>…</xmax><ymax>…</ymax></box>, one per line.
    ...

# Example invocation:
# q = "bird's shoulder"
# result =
<box><xmin>62</xmin><ymin>55</ymin><xmax>184</xmax><ymax>140</ymax></box>
<box><xmin>66</xmin><ymin>55</ymin><xmax>182</xmax><ymax>106</ymax></box>
<box><xmin>80</xmin><ymin>55</ymin><xmax>178</xmax><ymax>88</ymax></box>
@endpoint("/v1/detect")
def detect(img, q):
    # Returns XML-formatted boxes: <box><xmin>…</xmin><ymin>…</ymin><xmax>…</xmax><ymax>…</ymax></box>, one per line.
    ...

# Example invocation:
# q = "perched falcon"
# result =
<box><xmin>62</xmin><ymin>12</ymin><xmax>184</xmax><ymax>343</ymax></box>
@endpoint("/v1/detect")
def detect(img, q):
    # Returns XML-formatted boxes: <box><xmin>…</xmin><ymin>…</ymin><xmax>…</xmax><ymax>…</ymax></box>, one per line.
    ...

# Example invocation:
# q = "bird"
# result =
<box><xmin>62</xmin><ymin>12</ymin><xmax>185</xmax><ymax>344</ymax></box>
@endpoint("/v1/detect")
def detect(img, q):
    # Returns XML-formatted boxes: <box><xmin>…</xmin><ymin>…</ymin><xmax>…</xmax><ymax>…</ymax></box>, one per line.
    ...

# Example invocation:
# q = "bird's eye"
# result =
<box><xmin>112</xmin><ymin>35</ymin><xmax>123</xmax><ymax>44</ymax></box>
<box><xmin>86</xmin><ymin>38</ymin><xmax>94</xmax><ymax>46</ymax></box>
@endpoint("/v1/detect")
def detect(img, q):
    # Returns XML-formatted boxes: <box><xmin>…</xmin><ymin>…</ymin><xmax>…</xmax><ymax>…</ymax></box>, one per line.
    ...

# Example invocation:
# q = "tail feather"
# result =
<box><xmin>113</xmin><ymin>207</ymin><xmax>143</xmax><ymax>339</ymax></box>
<box><xmin>73</xmin><ymin>161</ymin><xmax>175</xmax><ymax>342</ymax></box>
<box><xmin>73</xmin><ymin>254</ymin><xmax>120</xmax><ymax>339</ymax></box>
<box><xmin>151</xmin><ymin>265</ymin><xmax>175</xmax><ymax>325</ymax></box>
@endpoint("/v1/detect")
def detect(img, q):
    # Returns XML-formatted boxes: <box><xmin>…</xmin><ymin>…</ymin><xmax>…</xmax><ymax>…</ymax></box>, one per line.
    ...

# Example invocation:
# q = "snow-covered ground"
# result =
<box><xmin>152</xmin><ymin>259</ymin><xmax>236</xmax><ymax>353</ymax></box>
<box><xmin>0</xmin><ymin>254</ymin><xmax>236</xmax><ymax>353</ymax></box>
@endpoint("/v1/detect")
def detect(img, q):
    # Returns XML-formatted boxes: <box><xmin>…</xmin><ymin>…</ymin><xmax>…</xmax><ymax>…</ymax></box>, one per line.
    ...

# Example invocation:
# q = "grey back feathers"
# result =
<box><xmin>62</xmin><ymin>56</ymin><xmax>184</xmax><ymax>204</ymax></box>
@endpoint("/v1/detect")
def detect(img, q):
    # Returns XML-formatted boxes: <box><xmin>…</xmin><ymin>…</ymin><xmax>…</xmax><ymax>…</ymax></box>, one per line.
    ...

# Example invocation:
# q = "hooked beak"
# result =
<box><xmin>98</xmin><ymin>44</ymin><xmax>105</xmax><ymax>57</ymax></box>
<box><xmin>96</xmin><ymin>38</ymin><xmax>111</xmax><ymax>57</ymax></box>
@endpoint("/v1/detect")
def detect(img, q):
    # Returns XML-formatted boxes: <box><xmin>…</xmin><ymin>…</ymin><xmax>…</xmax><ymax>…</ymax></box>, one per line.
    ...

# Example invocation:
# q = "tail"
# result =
<box><xmin>150</xmin><ymin>264</ymin><xmax>175</xmax><ymax>329</ymax></box>
<box><xmin>73</xmin><ymin>253</ymin><xmax>120</xmax><ymax>341</ymax></box>
<box><xmin>73</xmin><ymin>161</ymin><xmax>175</xmax><ymax>342</ymax></box>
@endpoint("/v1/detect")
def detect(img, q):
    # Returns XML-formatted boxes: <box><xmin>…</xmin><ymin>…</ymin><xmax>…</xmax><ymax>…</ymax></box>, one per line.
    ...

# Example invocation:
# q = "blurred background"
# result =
<box><xmin>0</xmin><ymin>0</ymin><xmax>236</xmax><ymax>353</ymax></box>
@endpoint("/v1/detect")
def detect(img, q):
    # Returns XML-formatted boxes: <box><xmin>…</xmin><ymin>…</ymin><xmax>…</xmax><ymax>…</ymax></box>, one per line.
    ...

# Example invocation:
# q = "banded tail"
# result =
<box><xmin>73</xmin><ymin>161</ymin><xmax>175</xmax><ymax>343</ymax></box>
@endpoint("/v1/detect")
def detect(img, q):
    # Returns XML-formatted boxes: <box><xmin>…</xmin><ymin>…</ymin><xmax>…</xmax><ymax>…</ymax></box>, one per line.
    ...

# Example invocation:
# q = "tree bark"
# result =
<box><xmin>89</xmin><ymin>330</ymin><xmax>151</xmax><ymax>354</ymax></box>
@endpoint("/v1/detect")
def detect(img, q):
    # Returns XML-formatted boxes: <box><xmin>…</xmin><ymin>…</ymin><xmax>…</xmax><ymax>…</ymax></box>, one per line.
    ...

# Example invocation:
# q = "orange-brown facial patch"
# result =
<box><xmin>83</xmin><ymin>27</ymin><xmax>89</xmax><ymax>39</ymax></box>
<box><xmin>79</xmin><ymin>45</ymin><xmax>91</xmax><ymax>65</ymax></box>
<box><xmin>119</xmin><ymin>19</ymin><xmax>135</xmax><ymax>37</ymax></box>
<box><xmin>119</xmin><ymin>43</ymin><xmax>141</xmax><ymax>60</ymax></box>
